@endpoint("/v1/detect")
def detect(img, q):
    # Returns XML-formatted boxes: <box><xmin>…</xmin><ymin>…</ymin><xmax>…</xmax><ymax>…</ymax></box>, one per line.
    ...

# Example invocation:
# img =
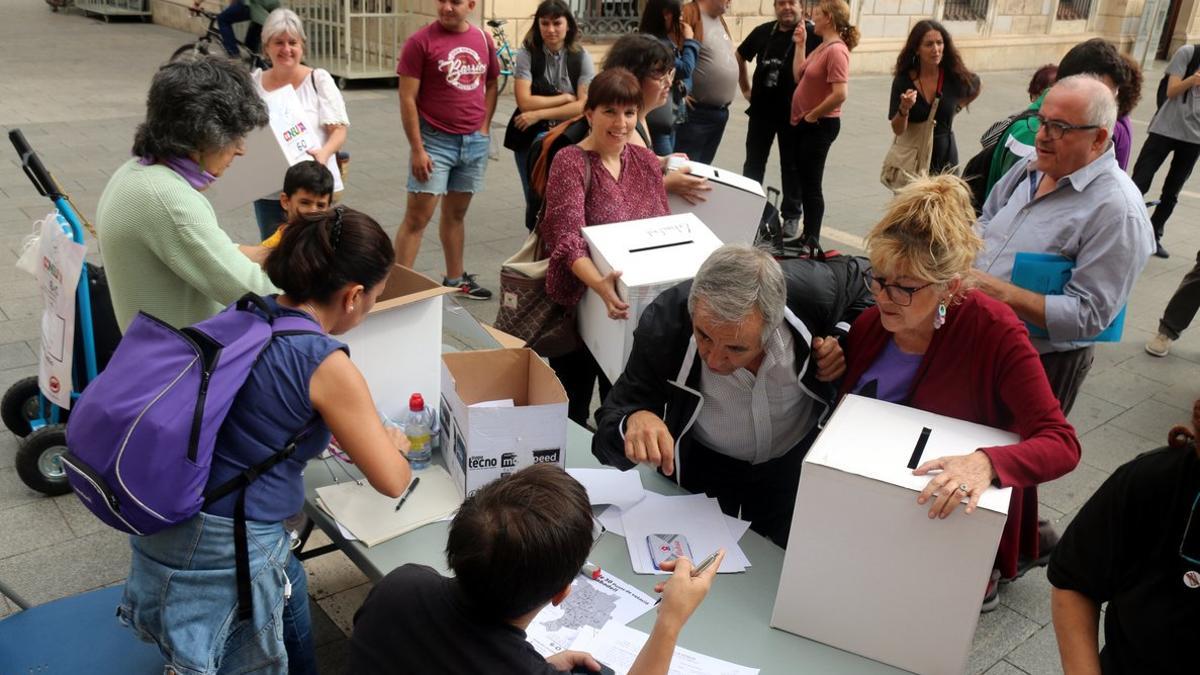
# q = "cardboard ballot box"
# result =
<box><xmin>340</xmin><ymin>266</ymin><xmax>456</xmax><ymax>421</ymax></box>
<box><xmin>579</xmin><ymin>213</ymin><xmax>723</xmax><ymax>384</ymax></box>
<box><xmin>440</xmin><ymin>349</ymin><xmax>568</xmax><ymax>498</ymax></box>
<box><xmin>666</xmin><ymin>158</ymin><xmax>766</xmax><ymax>245</ymax></box>
<box><xmin>771</xmin><ymin>395</ymin><xmax>1015</xmax><ymax>675</ymax></box>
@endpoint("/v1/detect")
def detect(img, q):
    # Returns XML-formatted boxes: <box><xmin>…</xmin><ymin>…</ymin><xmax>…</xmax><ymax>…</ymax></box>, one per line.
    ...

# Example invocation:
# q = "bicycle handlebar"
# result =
<box><xmin>8</xmin><ymin>129</ymin><xmax>64</xmax><ymax>200</ymax></box>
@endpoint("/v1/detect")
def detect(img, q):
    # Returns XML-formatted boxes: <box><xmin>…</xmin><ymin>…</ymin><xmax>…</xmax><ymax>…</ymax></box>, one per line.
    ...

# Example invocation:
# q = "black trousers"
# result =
<box><xmin>743</xmin><ymin>114</ymin><xmax>801</xmax><ymax>221</ymax></box>
<box><xmin>792</xmin><ymin>117</ymin><xmax>841</xmax><ymax>244</ymax></box>
<box><xmin>1159</xmin><ymin>248</ymin><xmax>1200</xmax><ymax>340</ymax></box>
<box><xmin>548</xmin><ymin>346</ymin><xmax>611</xmax><ymax>428</ymax></box>
<box><xmin>1039</xmin><ymin>346</ymin><xmax>1095</xmax><ymax>417</ymax></box>
<box><xmin>1131</xmin><ymin>131</ymin><xmax>1200</xmax><ymax>239</ymax></box>
<box><xmin>677</xmin><ymin>427</ymin><xmax>818</xmax><ymax>548</ymax></box>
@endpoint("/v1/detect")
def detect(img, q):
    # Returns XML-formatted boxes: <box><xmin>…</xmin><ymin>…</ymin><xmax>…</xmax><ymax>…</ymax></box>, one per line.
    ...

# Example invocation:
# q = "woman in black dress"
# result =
<box><xmin>888</xmin><ymin>20</ymin><xmax>980</xmax><ymax>174</ymax></box>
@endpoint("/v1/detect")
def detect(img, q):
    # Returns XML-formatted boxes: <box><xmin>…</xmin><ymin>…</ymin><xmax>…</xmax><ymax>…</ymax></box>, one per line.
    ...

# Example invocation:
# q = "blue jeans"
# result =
<box><xmin>119</xmin><ymin>513</ymin><xmax>293</xmax><ymax>675</ymax></box>
<box><xmin>651</xmin><ymin>128</ymin><xmax>676</xmax><ymax>157</ymax></box>
<box><xmin>254</xmin><ymin>198</ymin><xmax>287</xmax><ymax>241</ymax></box>
<box><xmin>283</xmin><ymin>553</ymin><xmax>316</xmax><ymax>675</ymax></box>
<box><xmin>673</xmin><ymin>103</ymin><xmax>730</xmax><ymax>164</ymax></box>
<box><xmin>217</xmin><ymin>1</ymin><xmax>262</xmax><ymax>58</ymax></box>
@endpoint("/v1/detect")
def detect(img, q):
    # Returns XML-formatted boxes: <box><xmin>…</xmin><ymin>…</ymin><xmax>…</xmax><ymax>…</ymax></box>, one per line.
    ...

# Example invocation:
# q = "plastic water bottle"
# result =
<box><xmin>404</xmin><ymin>393</ymin><xmax>433</xmax><ymax>470</ymax></box>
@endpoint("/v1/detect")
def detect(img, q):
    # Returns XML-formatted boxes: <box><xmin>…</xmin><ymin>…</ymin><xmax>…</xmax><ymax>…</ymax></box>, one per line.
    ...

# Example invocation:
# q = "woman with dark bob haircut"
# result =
<box><xmin>96</xmin><ymin>54</ymin><xmax>278</xmax><ymax>333</ymax></box>
<box><xmin>888</xmin><ymin>19</ymin><xmax>981</xmax><ymax>174</ymax></box>
<box><xmin>120</xmin><ymin>207</ymin><xmax>413</xmax><ymax>674</ymax></box>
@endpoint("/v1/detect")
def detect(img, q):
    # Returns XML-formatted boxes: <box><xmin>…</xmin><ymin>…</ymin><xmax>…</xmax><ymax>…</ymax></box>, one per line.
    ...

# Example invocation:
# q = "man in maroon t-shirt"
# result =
<box><xmin>395</xmin><ymin>0</ymin><xmax>499</xmax><ymax>299</ymax></box>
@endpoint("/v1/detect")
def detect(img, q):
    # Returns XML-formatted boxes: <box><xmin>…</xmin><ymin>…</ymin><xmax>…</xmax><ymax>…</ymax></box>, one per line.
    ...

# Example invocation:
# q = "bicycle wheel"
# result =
<box><xmin>171</xmin><ymin>42</ymin><xmax>201</xmax><ymax>62</ymax></box>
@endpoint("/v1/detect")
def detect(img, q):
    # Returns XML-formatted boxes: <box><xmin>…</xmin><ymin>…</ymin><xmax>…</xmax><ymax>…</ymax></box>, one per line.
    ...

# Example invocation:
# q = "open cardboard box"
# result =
<box><xmin>666</xmin><ymin>158</ymin><xmax>767</xmax><ymax>245</ymax></box>
<box><xmin>440</xmin><ymin>349</ymin><xmax>568</xmax><ymax>497</ymax></box>
<box><xmin>340</xmin><ymin>265</ymin><xmax>457</xmax><ymax>421</ymax></box>
<box><xmin>771</xmin><ymin>395</ymin><xmax>1014</xmax><ymax>675</ymax></box>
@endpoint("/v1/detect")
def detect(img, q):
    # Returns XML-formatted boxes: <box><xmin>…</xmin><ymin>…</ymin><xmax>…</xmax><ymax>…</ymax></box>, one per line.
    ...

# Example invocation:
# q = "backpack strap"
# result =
<box><xmin>1186</xmin><ymin>45</ymin><xmax>1200</xmax><ymax>104</ymax></box>
<box><xmin>566</xmin><ymin>49</ymin><xmax>583</xmax><ymax>93</ymax></box>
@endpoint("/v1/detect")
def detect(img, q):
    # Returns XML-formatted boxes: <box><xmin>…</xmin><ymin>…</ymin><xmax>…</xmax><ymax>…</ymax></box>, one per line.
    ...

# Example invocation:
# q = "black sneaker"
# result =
<box><xmin>443</xmin><ymin>272</ymin><xmax>492</xmax><ymax>300</ymax></box>
<box><xmin>1155</xmin><ymin>240</ymin><xmax>1171</xmax><ymax>259</ymax></box>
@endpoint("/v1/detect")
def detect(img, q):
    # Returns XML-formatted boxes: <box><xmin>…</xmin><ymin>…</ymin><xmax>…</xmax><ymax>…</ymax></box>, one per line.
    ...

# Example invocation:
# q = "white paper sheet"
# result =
<box><xmin>621</xmin><ymin>493</ymin><xmax>747</xmax><ymax>574</ymax></box>
<box><xmin>567</xmin><ymin>468</ymin><xmax>647</xmax><ymax>510</ymax></box>
<box><xmin>570</xmin><ymin>623</ymin><xmax>759</xmax><ymax>675</ymax></box>
<box><xmin>596</xmin><ymin>504</ymin><xmax>625</xmax><ymax>536</ymax></box>
<box><xmin>525</xmin><ymin>569</ymin><xmax>656</xmax><ymax>657</ymax></box>
<box><xmin>314</xmin><ymin>466</ymin><xmax>462</xmax><ymax>546</ymax></box>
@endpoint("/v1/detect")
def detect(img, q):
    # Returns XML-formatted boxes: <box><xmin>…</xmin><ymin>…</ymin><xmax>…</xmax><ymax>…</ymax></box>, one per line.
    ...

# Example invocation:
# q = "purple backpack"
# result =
<box><xmin>62</xmin><ymin>295</ymin><xmax>321</xmax><ymax>535</ymax></box>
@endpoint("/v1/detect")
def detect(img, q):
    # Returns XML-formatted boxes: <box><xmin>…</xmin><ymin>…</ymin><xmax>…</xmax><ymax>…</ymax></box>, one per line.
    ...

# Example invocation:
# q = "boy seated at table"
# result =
<box><xmin>260</xmin><ymin>159</ymin><xmax>335</xmax><ymax>246</ymax></box>
<box><xmin>347</xmin><ymin>464</ymin><xmax>725</xmax><ymax>674</ymax></box>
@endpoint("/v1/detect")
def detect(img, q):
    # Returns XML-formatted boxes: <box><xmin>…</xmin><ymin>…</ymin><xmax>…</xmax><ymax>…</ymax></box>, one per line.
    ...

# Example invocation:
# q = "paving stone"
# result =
<box><xmin>301</xmin><ymin>530</ymin><xmax>371</xmax><ymax>601</ymax></box>
<box><xmin>1117</xmin><ymin>350</ymin><xmax>1200</xmax><ymax>387</ymax></box>
<box><xmin>314</xmin><ymin>583</ymin><xmax>372</xmax><ymax>638</ymax></box>
<box><xmin>315</xmin><ymin>636</ymin><xmax>352</xmax><ymax>674</ymax></box>
<box><xmin>1077</xmin><ymin>422</ymin><xmax>1161</xmax><ymax>474</ymax></box>
<box><xmin>984</xmin><ymin>661</ymin><xmax>1030</xmax><ymax>675</ymax></box>
<box><xmin>967</xmin><ymin>606</ymin><xmax>1040</xmax><ymax>675</ymax></box>
<box><xmin>1037</xmin><ymin>463</ymin><xmax>1109</xmax><ymax>518</ymax></box>
<box><xmin>1064</xmin><ymin>392</ymin><xmax>1125</xmax><ymax>437</ymax></box>
<box><xmin>0</xmin><ymin>465</ymin><xmax>43</xmax><ymax>514</ymax></box>
<box><xmin>1004</xmin><ymin>622</ymin><xmax>1065</xmax><ymax>675</ymax></box>
<box><xmin>0</xmin><ymin>341</ymin><xmax>36</xmax><ymax>370</ymax></box>
<box><xmin>0</xmin><ymin>529</ymin><xmax>129</xmax><ymax>606</ymax></box>
<box><xmin>999</xmin><ymin>567</ymin><xmax>1053</xmax><ymax>626</ymax></box>
<box><xmin>0</xmin><ymin>497</ymin><xmax>74</xmax><ymax>560</ymax></box>
<box><xmin>310</xmin><ymin>598</ymin><xmax>344</xmax><ymax>648</ymax></box>
<box><xmin>54</xmin><ymin>489</ymin><xmax>110</xmax><ymax>538</ymax></box>
<box><xmin>1107</xmin><ymin>398</ymin><xmax>1194</xmax><ymax>443</ymax></box>
<box><xmin>1078</xmin><ymin>368</ymin><xmax>1165</xmax><ymax>409</ymax></box>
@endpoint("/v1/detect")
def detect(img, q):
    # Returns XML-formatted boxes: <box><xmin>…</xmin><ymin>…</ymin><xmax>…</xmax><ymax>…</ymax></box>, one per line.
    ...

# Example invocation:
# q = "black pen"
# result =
<box><xmin>394</xmin><ymin>476</ymin><xmax>420</xmax><ymax>512</ymax></box>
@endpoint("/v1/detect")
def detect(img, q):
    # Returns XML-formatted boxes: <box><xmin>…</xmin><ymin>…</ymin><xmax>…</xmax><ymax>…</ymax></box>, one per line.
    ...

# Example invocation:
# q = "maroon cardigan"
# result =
<box><xmin>839</xmin><ymin>291</ymin><xmax>1081</xmax><ymax>578</ymax></box>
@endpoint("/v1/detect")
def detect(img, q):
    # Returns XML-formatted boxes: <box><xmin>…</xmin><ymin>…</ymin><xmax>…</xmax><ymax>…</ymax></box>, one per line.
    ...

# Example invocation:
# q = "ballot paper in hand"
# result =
<box><xmin>525</xmin><ymin>569</ymin><xmax>656</xmax><ymax>657</ymax></box>
<box><xmin>570</xmin><ymin>624</ymin><xmax>759</xmax><ymax>675</ymax></box>
<box><xmin>567</xmin><ymin>468</ymin><xmax>646</xmax><ymax>510</ymax></box>
<box><xmin>314</xmin><ymin>465</ymin><xmax>462</xmax><ymax>547</ymax></box>
<box><xmin>621</xmin><ymin>492</ymin><xmax>748</xmax><ymax>574</ymax></box>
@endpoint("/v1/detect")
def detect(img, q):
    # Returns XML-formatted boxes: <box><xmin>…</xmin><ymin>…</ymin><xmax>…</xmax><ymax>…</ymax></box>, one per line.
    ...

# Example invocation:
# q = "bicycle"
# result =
<box><xmin>171</xmin><ymin>6</ymin><xmax>268</xmax><ymax>71</ymax></box>
<box><xmin>487</xmin><ymin>19</ymin><xmax>515</xmax><ymax>96</ymax></box>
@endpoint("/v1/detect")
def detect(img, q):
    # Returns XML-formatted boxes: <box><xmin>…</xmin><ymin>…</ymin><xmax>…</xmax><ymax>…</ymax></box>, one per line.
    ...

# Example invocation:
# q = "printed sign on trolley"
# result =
<box><xmin>36</xmin><ymin>212</ymin><xmax>85</xmax><ymax>409</ymax></box>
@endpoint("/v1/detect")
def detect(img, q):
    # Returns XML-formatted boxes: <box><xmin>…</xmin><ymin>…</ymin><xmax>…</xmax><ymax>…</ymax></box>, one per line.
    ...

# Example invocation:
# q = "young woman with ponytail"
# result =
<box><xmin>120</xmin><ymin>207</ymin><xmax>412</xmax><ymax>675</ymax></box>
<box><xmin>789</xmin><ymin>0</ymin><xmax>858</xmax><ymax>248</ymax></box>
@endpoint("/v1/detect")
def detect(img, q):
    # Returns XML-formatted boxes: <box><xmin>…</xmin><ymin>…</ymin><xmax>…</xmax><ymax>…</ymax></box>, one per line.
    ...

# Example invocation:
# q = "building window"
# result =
<box><xmin>571</xmin><ymin>0</ymin><xmax>639</xmax><ymax>38</ymax></box>
<box><xmin>943</xmin><ymin>0</ymin><xmax>990</xmax><ymax>21</ymax></box>
<box><xmin>1056</xmin><ymin>0</ymin><xmax>1092</xmax><ymax>20</ymax></box>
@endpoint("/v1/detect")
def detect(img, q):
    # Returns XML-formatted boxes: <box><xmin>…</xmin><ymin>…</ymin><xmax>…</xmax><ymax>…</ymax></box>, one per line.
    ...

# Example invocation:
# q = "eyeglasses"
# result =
<box><xmin>648</xmin><ymin>68</ymin><xmax>675</xmax><ymax>85</ymax></box>
<box><xmin>862</xmin><ymin>270</ymin><xmax>934</xmax><ymax>307</ymax></box>
<box><xmin>1024</xmin><ymin>114</ymin><xmax>1100</xmax><ymax>141</ymax></box>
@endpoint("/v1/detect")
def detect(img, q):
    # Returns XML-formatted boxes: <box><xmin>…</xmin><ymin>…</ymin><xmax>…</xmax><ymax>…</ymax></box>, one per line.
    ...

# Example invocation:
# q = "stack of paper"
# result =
<box><xmin>525</xmin><ymin>568</ymin><xmax>657</xmax><ymax>657</ymax></box>
<box><xmin>314</xmin><ymin>465</ymin><xmax>462</xmax><ymax>547</ymax></box>
<box><xmin>566</xmin><ymin>468</ymin><xmax>647</xmax><ymax>510</ymax></box>
<box><xmin>570</xmin><ymin>623</ymin><xmax>759</xmax><ymax>674</ymax></box>
<box><xmin>621</xmin><ymin>493</ymin><xmax>750</xmax><ymax>574</ymax></box>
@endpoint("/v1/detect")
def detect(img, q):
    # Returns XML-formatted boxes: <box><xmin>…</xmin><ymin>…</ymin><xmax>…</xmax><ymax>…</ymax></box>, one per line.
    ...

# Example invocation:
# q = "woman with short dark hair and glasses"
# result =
<box><xmin>839</xmin><ymin>174</ymin><xmax>1080</xmax><ymax>612</ymax></box>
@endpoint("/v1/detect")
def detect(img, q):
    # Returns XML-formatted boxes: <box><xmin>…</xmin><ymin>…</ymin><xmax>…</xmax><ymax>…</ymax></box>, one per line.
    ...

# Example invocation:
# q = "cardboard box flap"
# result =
<box><xmin>443</xmin><ymin>349</ymin><xmax>567</xmax><ymax>407</ymax></box>
<box><xmin>806</xmin><ymin>395</ymin><xmax>1014</xmax><ymax>515</ymax></box>
<box><xmin>666</xmin><ymin>158</ymin><xmax>766</xmax><ymax>197</ymax></box>
<box><xmin>372</xmin><ymin>265</ymin><xmax>457</xmax><ymax>313</ymax></box>
<box><xmin>582</xmin><ymin>214</ymin><xmax>723</xmax><ymax>288</ymax></box>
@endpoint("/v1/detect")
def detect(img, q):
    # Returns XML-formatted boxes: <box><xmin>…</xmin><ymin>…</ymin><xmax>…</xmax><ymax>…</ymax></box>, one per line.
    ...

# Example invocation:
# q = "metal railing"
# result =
<box><xmin>292</xmin><ymin>0</ymin><xmax>405</xmax><ymax>82</ymax></box>
<box><xmin>1056</xmin><ymin>0</ymin><xmax>1092</xmax><ymax>20</ymax></box>
<box><xmin>943</xmin><ymin>0</ymin><xmax>989</xmax><ymax>21</ymax></box>
<box><xmin>571</xmin><ymin>0</ymin><xmax>639</xmax><ymax>38</ymax></box>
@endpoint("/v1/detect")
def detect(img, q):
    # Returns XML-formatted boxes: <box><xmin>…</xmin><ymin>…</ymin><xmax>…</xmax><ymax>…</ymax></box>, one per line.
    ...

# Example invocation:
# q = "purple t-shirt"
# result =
<box><xmin>1113</xmin><ymin>115</ymin><xmax>1133</xmax><ymax>171</ymax></box>
<box><xmin>852</xmin><ymin>338</ymin><xmax>923</xmax><ymax>404</ymax></box>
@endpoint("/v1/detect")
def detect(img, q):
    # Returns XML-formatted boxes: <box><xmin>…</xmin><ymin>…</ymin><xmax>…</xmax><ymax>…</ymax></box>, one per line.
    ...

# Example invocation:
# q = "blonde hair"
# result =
<box><xmin>819</xmin><ymin>0</ymin><xmax>860</xmax><ymax>51</ymax></box>
<box><xmin>865</xmin><ymin>174</ymin><xmax>982</xmax><ymax>290</ymax></box>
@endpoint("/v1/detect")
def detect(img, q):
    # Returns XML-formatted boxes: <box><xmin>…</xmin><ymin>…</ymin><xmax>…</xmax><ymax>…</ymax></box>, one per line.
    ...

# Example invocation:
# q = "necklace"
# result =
<box><xmin>301</xmin><ymin>303</ymin><xmax>324</xmax><ymax>331</ymax></box>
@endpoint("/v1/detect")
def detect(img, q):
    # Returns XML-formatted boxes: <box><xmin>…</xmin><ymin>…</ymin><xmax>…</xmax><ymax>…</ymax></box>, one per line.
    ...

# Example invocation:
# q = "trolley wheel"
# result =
<box><xmin>1</xmin><ymin>376</ymin><xmax>54</xmax><ymax>437</ymax></box>
<box><xmin>16</xmin><ymin>425</ymin><xmax>72</xmax><ymax>496</ymax></box>
<box><xmin>336</xmin><ymin>76</ymin><xmax>349</xmax><ymax>90</ymax></box>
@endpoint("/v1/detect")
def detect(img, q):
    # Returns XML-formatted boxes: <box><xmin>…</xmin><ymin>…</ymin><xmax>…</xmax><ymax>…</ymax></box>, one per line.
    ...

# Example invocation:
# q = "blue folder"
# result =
<box><xmin>1010</xmin><ymin>252</ymin><xmax>1125</xmax><ymax>342</ymax></box>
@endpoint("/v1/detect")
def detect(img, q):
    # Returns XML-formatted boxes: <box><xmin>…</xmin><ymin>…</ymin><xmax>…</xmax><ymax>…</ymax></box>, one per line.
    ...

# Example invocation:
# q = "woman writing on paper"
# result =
<box><xmin>541</xmin><ymin>68</ymin><xmax>670</xmax><ymax>426</ymax></box>
<box><xmin>838</xmin><ymin>175</ymin><xmax>1080</xmax><ymax>612</ymax></box>
<box><xmin>120</xmin><ymin>207</ymin><xmax>411</xmax><ymax>675</ymax></box>
<box><xmin>250</xmin><ymin>9</ymin><xmax>350</xmax><ymax>239</ymax></box>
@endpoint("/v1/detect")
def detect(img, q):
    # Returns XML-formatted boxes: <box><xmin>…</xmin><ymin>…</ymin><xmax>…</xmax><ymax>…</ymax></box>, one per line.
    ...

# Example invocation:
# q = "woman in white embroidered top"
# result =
<box><xmin>251</xmin><ymin>8</ymin><xmax>351</xmax><ymax>239</ymax></box>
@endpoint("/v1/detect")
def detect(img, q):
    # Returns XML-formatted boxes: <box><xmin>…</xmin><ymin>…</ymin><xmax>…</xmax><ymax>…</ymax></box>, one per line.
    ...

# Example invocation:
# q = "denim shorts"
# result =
<box><xmin>118</xmin><ymin>512</ymin><xmax>292</xmax><ymax>675</ymax></box>
<box><xmin>407</xmin><ymin>120</ymin><xmax>490</xmax><ymax>195</ymax></box>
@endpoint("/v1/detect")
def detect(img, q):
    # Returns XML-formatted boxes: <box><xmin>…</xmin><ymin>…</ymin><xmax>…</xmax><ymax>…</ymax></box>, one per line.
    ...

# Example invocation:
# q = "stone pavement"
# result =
<box><xmin>3</xmin><ymin>4</ymin><xmax>1200</xmax><ymax>673</ymax></box>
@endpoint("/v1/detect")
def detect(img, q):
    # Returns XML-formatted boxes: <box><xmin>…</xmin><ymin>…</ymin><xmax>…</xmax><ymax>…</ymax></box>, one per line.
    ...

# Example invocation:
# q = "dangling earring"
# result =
<box><xmin>933</xmin><ymin>301</ymin><xmax>947</xmax><ymax>330</ymax></box>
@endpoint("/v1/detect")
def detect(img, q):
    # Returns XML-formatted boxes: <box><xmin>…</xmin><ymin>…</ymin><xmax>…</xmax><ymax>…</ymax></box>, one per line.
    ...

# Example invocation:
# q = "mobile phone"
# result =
<box><xmin>647</xmin><ymin>533</ymin><xmax>692</xmax><ymax>570</ymax></box>
<box><xmin>570</xmin><ymin>664</ymin><xmax>615</xmax><ymax>675</ymax></box>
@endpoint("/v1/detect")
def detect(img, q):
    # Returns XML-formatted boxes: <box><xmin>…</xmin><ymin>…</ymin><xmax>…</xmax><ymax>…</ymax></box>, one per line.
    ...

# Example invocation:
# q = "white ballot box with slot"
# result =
<box><xmin>440</xmin><ymin>349</ymin><xmax>569</xmax><ymax>498</ymax></box>
<box><xmin>771</xmin><ymin>394</ymin><xmax>1014</xmax><ymax>675</ymax></box>
<box><xmin>340</xmin><ymin>266</ymin><xmax>456</xmax><ymax>421</ymax></box>
<box><xmin>579</xmin><ymin>214</ymin><xmax>723</xmax><ymax>384</ymax></box>
<box><xmin>666</xmin><ymin>158</ymin><xmax>766</xmax><ymax>244</ymax></box>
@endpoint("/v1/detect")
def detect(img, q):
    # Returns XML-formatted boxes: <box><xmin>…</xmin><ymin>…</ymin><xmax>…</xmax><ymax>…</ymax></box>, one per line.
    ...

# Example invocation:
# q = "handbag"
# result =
<box><xmin>880</xmin><ymin>71</ymin><xmax>942</xmax><ymax>192</ymax></box>
<box><xmin>493</xmin><ymin>160</ymin><xmax>591</xmax><ymax>358</ymax></box>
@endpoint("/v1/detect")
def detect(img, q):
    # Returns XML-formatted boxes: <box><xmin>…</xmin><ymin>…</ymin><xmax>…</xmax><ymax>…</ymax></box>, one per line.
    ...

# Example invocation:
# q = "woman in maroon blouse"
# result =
<box><xmin>839</xmin><ymin>175</ymin><xmax>1081</xmax><ymax>611</ymax></box>
<box><xmin>541</xmin><ymin>67</ymin><xmax>670</xmax><ymax>425</ymax></box>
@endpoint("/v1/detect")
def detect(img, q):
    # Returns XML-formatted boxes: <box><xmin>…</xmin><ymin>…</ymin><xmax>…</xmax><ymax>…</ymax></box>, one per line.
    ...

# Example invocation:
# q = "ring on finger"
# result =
<box><xmin>957</xmin><ymin>483</ymin><xmax>970</xmax><ymax>494</ymax></box>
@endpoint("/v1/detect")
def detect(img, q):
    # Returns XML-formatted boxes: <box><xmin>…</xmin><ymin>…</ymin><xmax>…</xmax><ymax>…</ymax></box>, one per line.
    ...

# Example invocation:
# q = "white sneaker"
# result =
<box><xmin>1146</xmin><ymin>333</ymin><xmax>1173</xmax><ymax>357</ymax></box>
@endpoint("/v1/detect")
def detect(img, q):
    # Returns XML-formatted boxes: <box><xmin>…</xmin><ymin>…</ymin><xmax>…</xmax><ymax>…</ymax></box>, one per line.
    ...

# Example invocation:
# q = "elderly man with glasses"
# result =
<box><xmin>592</xmin><ymin>245</ymin><xmax>873</xmax><ymax>546</ymax></box>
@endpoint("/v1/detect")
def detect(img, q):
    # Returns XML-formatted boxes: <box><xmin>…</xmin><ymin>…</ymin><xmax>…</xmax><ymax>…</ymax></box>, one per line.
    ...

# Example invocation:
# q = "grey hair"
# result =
<box><xmin>262</xmin><ymin>8</ymin><xmax>308</xmax><ymax>46</ymax></box>
<box><xmin>1052</xmin><ymin>73</ymin><xmax>1118</xmax><ymax>135</ymax></box>
<box><xmin>687</xmin><ymin>244</ymin><xmax>787</xmax><ymax>346</ymax></box>
<box><xmin>133</xmin><ymin>54</ymin><xmax>268</xmax><ymax>158</ymax></box>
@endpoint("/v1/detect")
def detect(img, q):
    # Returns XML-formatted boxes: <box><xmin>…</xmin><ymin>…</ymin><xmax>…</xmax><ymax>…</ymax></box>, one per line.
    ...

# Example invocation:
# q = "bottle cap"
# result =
<box><xmin>409</xmin><ymin>393</ymin><xmax>425</xmax><ymax>411</ymax></box>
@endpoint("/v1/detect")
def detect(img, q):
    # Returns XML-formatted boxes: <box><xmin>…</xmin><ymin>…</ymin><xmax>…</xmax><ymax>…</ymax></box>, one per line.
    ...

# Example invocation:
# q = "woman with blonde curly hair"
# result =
<box><xmin>838</xmin><ymin>175</ymin><xmax>1081</xmax><ymax>612</ymax></box>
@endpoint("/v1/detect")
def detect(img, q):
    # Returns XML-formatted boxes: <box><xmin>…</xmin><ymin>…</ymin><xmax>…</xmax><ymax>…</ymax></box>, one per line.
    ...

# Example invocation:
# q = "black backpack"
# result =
<box><xmin>1157</xmin><ymin>44</ymin><xmax>1200</xmax><ymax>108</ymax></box>
<box><xmin>962</xmin><ymin>108</ymin><xmax>1038</xmax><ymax>215</ymax></box>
